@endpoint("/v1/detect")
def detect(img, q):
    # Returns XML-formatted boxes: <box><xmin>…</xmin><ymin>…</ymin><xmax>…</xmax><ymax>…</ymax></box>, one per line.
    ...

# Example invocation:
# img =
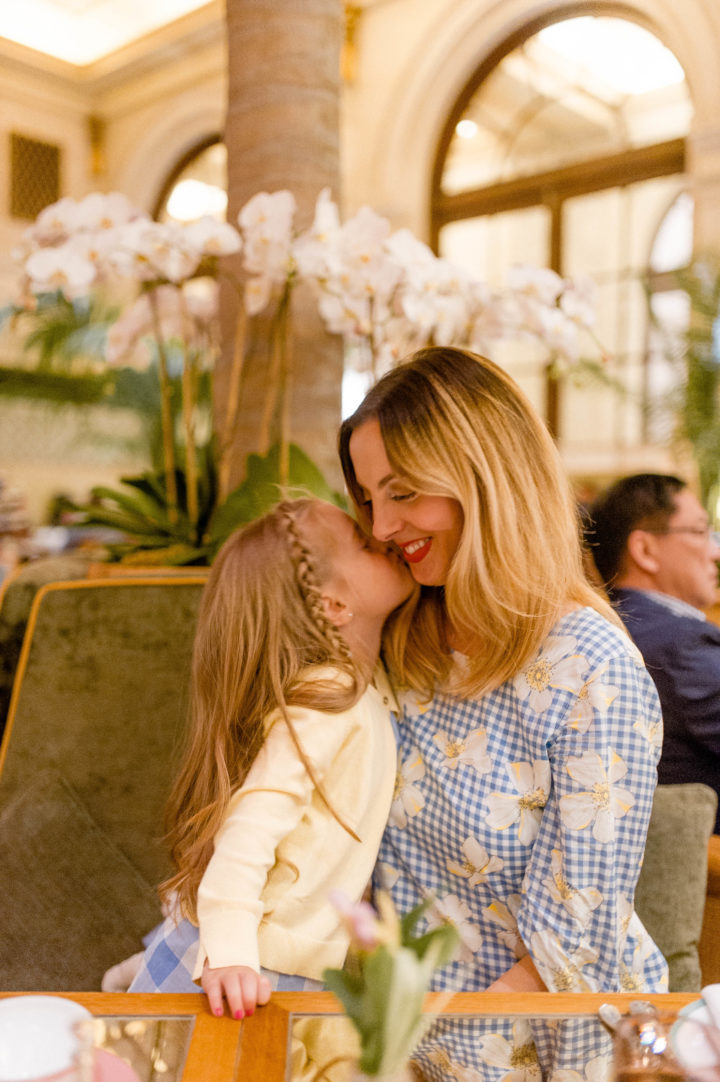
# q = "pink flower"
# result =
<box><xmin>329</xmin><ymin>889</ymin><xmax>383</xmax><ymax>950</ymax></box>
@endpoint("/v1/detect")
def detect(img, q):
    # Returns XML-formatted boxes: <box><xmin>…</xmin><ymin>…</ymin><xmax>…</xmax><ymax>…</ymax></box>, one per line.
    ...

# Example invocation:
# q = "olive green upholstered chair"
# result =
<box><xmin>0</xmin><ymin>575</ymin><xmax>208</xmax><ymax>991</ymax></box>
<box><xmin>634</xmin><ymin>782</ymin><xmax>718</xmax><ymax>992</ymax></box>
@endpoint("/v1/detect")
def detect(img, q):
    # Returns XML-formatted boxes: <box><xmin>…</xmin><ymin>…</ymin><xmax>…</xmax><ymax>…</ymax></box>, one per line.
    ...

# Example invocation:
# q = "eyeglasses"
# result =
<box><xmin>644</xmin><ymin>526</ymin><xmax>720</xmax><ymax>545</ymax></box>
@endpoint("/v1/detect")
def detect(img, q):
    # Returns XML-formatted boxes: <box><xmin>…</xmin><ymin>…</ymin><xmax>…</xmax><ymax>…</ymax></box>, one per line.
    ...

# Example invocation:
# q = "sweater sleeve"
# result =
<box><xmin>194</xmin><ymin>702</ymin><xmax>356</xmax><ymax>977</ymax></box>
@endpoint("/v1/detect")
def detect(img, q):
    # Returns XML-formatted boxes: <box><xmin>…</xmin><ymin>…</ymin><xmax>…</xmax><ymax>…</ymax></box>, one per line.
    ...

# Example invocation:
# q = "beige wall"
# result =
<box><xmin>1</xmin><ymin>0</ymin><xmax>720</xmax><ymax>519</ymax></box>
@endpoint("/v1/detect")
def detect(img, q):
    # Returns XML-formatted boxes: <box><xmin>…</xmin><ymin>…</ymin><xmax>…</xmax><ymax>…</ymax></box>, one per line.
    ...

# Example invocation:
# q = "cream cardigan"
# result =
<box><xmin>193</xmin><ymin>666</ymin><xmax>398</xmax><ymax>981</ymax></box>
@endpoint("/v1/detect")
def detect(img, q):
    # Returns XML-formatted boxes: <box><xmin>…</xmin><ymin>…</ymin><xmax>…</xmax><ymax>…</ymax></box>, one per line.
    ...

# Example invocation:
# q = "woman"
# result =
<box><xmin>339</xmin><ymin>347</ymin><xmax>667</xmax><ymax>1078</ymax></box>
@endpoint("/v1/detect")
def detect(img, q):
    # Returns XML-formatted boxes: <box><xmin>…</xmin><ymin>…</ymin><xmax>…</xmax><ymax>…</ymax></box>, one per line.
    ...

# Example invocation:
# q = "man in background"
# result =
<box><xmin>588</xmin><ymin>472</ymin><xmax>720</xmax><ymax>830</ymax></box>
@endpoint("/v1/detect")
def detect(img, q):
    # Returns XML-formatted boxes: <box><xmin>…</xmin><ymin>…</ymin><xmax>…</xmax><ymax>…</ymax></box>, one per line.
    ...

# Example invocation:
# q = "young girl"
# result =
<box><xmin>128</xmin><ymin>496</ymin><xmax>414</xmax><ymax>1018</ymax></box>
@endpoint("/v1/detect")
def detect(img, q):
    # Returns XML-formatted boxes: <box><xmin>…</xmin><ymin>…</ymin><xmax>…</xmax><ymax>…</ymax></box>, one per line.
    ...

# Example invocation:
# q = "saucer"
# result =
<box><xmin>0</xmin><ymin>996</ymin><xmax>92</xmax><ymax>1081</ymax></box>
<box><xmin>670</xmin><ymin>999</ymin><xmax>720</xmax><ymax>1072</ymax></box>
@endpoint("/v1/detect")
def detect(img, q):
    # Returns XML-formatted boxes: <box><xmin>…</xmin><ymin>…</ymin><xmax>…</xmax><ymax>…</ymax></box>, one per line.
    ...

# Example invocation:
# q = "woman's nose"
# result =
<box><xmin>371</xmin><ymin>501</ymin><xmax>401</xmax><ymax>542</ymax></box>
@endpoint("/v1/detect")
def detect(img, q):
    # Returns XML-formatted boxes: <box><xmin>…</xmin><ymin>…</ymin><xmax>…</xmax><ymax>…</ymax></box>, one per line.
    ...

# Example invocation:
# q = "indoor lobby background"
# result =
<box><xmin>2</xmin><ymin>0</ymin><xmax>720</xmax><ymax>524</ymax></box>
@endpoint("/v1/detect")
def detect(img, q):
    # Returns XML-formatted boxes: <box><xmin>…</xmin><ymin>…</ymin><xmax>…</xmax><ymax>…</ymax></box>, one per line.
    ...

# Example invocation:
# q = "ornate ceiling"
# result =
<box><xmin>0</xmin><ymin>0</ymin><xmax>215</xmax><ymax>66</ymax></box>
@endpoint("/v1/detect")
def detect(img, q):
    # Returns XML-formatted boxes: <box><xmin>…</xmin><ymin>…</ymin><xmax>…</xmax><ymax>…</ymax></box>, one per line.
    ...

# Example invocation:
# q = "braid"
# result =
<box><xmin>279</xmin><ymin>501</ymin><xmax>353</xmax><ymax>665</ymax></box>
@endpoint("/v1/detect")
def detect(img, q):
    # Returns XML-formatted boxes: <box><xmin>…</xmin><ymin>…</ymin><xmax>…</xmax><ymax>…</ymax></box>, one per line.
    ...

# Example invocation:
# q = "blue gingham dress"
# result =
<box><xmin>374</xmin><ymin>606</ymin><xmax>668</xmax><ymax>1081</ymax></box>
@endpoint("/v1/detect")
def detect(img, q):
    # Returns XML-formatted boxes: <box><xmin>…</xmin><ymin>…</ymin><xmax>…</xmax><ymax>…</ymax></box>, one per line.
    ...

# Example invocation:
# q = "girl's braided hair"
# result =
<box><xmin>162</xmin><ymin>497</ymin><xmax>365</xmax><ymax>918</ymax></box>
<box><xmin>278</xmin><ymin>500</ymin><xmax>353</xmax><ymax>666</ymax></box>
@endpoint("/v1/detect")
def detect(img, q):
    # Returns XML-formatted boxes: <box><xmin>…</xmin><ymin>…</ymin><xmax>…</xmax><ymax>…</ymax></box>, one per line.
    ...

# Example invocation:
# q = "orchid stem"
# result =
<box><xmin>178</xmin><ymin>289</ymin><xmax>199</xmax><ymax>533</ymax></box>
<box><xmin>148</xmin><ymin>288</ymin><xmax>178</xmax><ymax>524</ymax></box>
<box><xmin>217</xmin><ymin>300</ymin><xmax>247</xmax><ymax>502</ymax></box>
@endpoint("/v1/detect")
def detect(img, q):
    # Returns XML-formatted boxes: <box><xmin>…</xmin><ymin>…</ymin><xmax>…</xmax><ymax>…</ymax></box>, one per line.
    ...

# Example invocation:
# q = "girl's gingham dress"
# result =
<box><xmin>375</xmin><ymin>607</ymin><xmax>668</xmax><ymax>1082</ymax></box>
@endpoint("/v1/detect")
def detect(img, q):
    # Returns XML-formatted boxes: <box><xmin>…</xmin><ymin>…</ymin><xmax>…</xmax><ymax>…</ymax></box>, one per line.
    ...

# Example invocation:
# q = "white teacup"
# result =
<box><xmin>0</xmin><ymin>996</ymin><xmax>92</xmax><ymax>1082</ymax></box>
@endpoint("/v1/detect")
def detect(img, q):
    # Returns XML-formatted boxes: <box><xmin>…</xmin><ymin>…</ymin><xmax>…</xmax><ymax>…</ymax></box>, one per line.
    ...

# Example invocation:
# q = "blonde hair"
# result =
<box><xmin>162</xmin><ymin>498</ymin><xmax>365</xmax><ymax>920</ymax></box>
<box><xmin>338</xmin><ymin>346</ymin><xmax>622</xmax><ymax>699</ymax></box>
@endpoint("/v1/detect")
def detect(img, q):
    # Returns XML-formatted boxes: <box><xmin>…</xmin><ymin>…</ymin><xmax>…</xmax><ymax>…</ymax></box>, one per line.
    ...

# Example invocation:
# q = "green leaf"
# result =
<box><xmin>207</xmin><ymin>443</ymin><xmax>346</xmax><ymax>548</ymax></box>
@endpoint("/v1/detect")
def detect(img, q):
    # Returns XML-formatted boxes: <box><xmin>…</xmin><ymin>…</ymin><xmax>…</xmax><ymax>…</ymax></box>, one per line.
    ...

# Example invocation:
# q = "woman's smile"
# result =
<box><xmin>348</xmin><ymin>419</ymin><xmax>464</xmax><ymax>587</ymax></box>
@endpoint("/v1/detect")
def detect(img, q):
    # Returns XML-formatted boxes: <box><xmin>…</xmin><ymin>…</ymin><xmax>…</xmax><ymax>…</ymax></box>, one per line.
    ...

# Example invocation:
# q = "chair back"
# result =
<box><xmin>0</xmin><ymin>575</ymin><xmax>207</xmax><ymax>990</ymax></box>
<box><xmin>634</xmin><ymin>781</ymin><xmax>718</xmax><ymax>992</ymax></box>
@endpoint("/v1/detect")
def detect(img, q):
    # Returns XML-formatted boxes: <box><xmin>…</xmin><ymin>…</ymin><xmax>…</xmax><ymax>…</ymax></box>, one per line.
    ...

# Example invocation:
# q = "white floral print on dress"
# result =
<box><xmin>448</xmin><ymin>836</ymin><xmax>504</xmax><ymax>885</ymax></box>
<box><xmin>477</xmin><ymin>1019</ymin><xmax>542</xmax><ymax>1082</ymax></box>
<box><xmin>485</xmin><ymin>760</ymin><xmax>551</xmax><ymax>844</ymax></box>
<box><xmin>484</xmin><ymin>894</ymin><xmax>528</xmax><ymax>958</ymax></box>
<box><xmin>529</xmin><ymin>928</ymin><xmax>600</xmax><ymax>992</ymax></box>
<box><xmin>514</xmin><ymin>635</ymin><xmax>588</xmax><ymax>714</ymax></box>
<box><xmin>426</xmin><ymin>893</ymin><xmax>484</xmax><ymax>964</ymax></box>
<box><xmin>632</xmin><ymin>715</ymin><xmax>663</xmax><ymax>750</ymax></box>
<box><xmin>544</xmin><ymin>848</ymin><xmax>603</xmax><ymax>929</ymax></box>
<box><xmin>550</xmin><ymin>1051</ymin><xmax>613</xmax><ymax>1082</ymax></box>
<box><xmin>389</xmin><ymin>747</ymin><xmax>426</xmax><ymax>829</ymax></box>
<box><xmin>566</xmin><ymin>662</ymin><xmax>620</xmax><ymax>733</ymax></box>
<box><xmin>559</xmin><ymin>748</ymin><xmax>635</xmax><ymax>843</ymax></box>
<box><xmin>433</xmin><ymin>726</ymin><xmax>492</xmax><ymax>773</ymax></box>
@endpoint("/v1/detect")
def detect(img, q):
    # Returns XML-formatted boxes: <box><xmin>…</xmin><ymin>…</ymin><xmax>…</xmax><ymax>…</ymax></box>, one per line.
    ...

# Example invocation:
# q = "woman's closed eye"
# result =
<box><xmin>390</xmin><ymin>490</ymin><xmax>416</xmax><ymax>503</ymax></box>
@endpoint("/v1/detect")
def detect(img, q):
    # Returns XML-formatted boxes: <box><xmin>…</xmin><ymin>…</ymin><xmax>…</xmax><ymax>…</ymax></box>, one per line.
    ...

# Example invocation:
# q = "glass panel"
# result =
<box><xmin>442</xmin><ymin>16</ymin><xmax>691</xmax><ymax>196</ymax></box>
<box><xmin>92</xmin><ymin>1016</ymin><xmax>195</xmax><ymax>1082</ymax></box>
<box><xmin>287</xmin><ymin>1011</ymin><xmax>615</xmax><ymax>1081</ymax></box>
<box><xmin>158</xmin><ymin>142</ymin><xmax>227</xmax><ymax>223</ymax></box>
<box><xmin>559</xmin><ymin>176</ymin><xmax>686</xmax><ymax>459</ymax></box>
<box><xmin>439</xmin><ymin>207</ymin><xmax>551</xmax><ymax>417</ymax></box>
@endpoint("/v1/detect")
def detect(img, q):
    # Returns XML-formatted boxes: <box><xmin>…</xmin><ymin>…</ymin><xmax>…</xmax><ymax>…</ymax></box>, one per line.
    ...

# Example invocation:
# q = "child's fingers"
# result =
<box><xmin>256</xmin><ymin>974</ymin><xmax>272</xmax><ymax>1005</ymax></box>
<box><xmin>201</xmin><ymin>966</ymin><xmax>228</xmax><ymax>1018</ymax></box>
<box><xmin>201</xmin><ymin>963</ymin><xmax>268</xmax><ymax>1017</ymax></box>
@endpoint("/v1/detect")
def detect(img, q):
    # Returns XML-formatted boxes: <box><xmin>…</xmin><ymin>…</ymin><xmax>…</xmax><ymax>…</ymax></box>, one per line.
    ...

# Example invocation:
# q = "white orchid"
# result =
<box><xmin>73</xmin><ymin>191</ymin><xmax>144</xmax><ymax>232</ymax></box>
<box><xmin>27</xmin><ymin>196</ymin><xmax>84</xmax><ymax>245</ymax></box>
<box><xmin>238</xmin><ymin>189</ymin><xmax>296</xmax><ymax>290</ymax></box>
<box><xmin>432</xmin><ymin>726</ymin><xmax>492</xmax><ymax>774</ymax></box>
<box><xmin>507</xmin><ymin>264</ymin><xmax>564</xmax><ymax>307</ymax></box>
<box><xmin>544</xmin><ymin>848</ymin><xmax>603</xmax><ymax>928</ymax></box>
<box><xmin>528</xmin><ymin>928</ymin><xmax>600</xmax><ymax>991</ymax></box>
<box><xmin>559</xmin><ymin>748</ymin><xmax>635</xmax><ymax>843</ymax></box>
<box><xmin>24</xmin><ymin>243</ymin><xmax>97</xmax><ymax>299</ymax></box>
<box><xmin>485</xmin><ymin>759</ymin><xmax>551</xmax><ymax>844</ymax></box>
<box><xmin>447</xmin><ymin>836</ymin><xmax>504</xmax><ymax>885</ymax></box>
<box><xmin>477</xmin><ymin>1019</ymin><xmax>542</xmax><ymax>1082</ymax></box>
<box><xmin>183</xmin><ymin>215</ymin><xmax>242</xmax><ymax>258</ymax></box>
<box><xmin>389</xmin><ymin>748</ymin><xmax>426</xmax><ymax>828</ymax></box>
<box><xmin>105</xmin><ymin>281</ymin><xmax>218</xmax><ymax>369</ymax></box>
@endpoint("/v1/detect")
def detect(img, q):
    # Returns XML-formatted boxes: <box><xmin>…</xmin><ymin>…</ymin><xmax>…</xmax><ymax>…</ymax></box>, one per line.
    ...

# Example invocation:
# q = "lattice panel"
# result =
<box><xmin>9</xmin><ymin>132</ymin><xmax>61</xmax><ymax>220</ymax></box>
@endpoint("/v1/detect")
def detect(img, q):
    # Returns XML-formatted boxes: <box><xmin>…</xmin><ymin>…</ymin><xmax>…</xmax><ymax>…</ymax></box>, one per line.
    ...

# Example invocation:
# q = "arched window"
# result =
<box><xmin>432</xmin><ymin>14</ymin><xmax>692</xmax><ymax>474</ymax></box>
<box><xmin>155</xmin><ymin>138</ymin><xmax>227</xmax><ymax>223</ymax></box>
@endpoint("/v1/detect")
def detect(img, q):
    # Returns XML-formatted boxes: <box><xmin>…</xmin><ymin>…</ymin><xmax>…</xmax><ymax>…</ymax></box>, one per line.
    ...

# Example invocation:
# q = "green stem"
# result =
<box><xmin>278</xmin><ymin>290</ymin><xmax>292</xmax><ymax>490</ymax></box>
<box><xmin>217</xmin><ymin>300</ymin><xmax>248</xmax><ymax>502</ymax></box>
<box><xmin>258</xmin><ymin>282</ymin><xmax>291</xmax><ymax>458</ymax></box>
<box><xmin>147</xmin><ymin>288</ymin><xmax>178</xmax><ymax>523</ymax></box>
<box><xmin>178</xmin><ymin>289</ymin><xmax>199</xmax><ymax>534</ymax></box>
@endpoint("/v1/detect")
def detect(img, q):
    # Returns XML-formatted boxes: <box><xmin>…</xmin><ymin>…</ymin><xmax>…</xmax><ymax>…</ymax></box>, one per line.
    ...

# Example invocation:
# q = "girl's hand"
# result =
<box><xmin>201</xmin><ymin>962</ymin><xmax>272</xmax><ymax>1018</ymax></box>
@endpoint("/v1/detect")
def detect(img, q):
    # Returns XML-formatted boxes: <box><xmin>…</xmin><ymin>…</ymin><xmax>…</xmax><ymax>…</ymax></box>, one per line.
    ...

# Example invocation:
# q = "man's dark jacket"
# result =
<box><xmin>611</xmin><ymin>586</ymin><xmax>720</xmax><ymax>832</ymax></box>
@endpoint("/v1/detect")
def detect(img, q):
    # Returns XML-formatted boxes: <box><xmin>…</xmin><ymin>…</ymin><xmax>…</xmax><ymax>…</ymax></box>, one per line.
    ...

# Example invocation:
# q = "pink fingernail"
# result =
<box><xmin>214</xmin><ymin>1008</ymin><xmax>223</xmax><ymax>1017</ymax></box>
<box><xmin>234</xmin><ymin>1009</ymin><xmax>244</xmax><ymax>1020</ymax></box>
<box><xmin>246</xmin><ymin>1008</ymin><xmax>254</xmax><ymax>1017</ymax></box>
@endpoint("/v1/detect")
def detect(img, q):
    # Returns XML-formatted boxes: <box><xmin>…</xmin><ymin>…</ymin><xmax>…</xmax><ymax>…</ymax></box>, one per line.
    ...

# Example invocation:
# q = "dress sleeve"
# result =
<box><xmin>194</xmin><ymin>703</ymin><xmax>353</xmax><ymax>976</ymax></box>
<box><xmin>515</xmin><ymin>644</ymin><xmax>665</xmax><ymax>992</ymax></box>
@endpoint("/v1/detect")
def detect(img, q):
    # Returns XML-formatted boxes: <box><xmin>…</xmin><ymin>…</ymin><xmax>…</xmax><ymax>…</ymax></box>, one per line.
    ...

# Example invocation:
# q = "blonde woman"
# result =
<box><xmin>339</xmin><ymin>347</ymin><xmax>667</xmax><ymax>1074</ymax></box>
<box><xmin>128</xmin><ymin>497</ymin><xmax>414</xmax><ymax>1018</ymax></box>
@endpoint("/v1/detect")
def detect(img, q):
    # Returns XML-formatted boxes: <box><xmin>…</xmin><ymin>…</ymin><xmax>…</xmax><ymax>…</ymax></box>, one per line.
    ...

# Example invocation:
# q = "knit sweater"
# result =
<box><xmin>193</xmin><ymin>665</ymin><xmax>398</xmax><ymax>980</ymax></box>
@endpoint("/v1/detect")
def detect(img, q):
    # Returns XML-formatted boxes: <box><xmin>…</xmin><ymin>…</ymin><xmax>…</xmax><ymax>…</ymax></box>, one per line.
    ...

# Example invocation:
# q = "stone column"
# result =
<box><xmin>216</xmin><ymin>0</ymin><xmax>344</xmax><ymax>491</ymax></box>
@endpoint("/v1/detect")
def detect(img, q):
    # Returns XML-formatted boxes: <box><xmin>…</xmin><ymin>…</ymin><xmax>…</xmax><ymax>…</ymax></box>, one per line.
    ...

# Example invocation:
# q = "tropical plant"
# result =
<box><xmin>650</xmin><ymin>254</ymin><xmax>720</xmax><ymax>509</ymax></box>
<box><xmin>5</xmin><ymin>188</ymin><xmax>606</xmax><ymax>563</ymax></box>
